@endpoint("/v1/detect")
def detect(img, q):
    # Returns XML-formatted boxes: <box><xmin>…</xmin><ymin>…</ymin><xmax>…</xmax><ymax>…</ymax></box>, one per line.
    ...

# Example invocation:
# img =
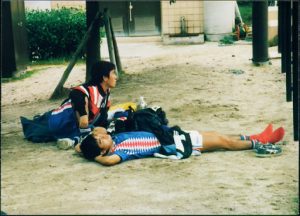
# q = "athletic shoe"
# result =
<box><xmin>191</xmin><ymin>150</ymin><xmax>201</xmax><ymax>156</ymax></box>
<box><xmin>153</xmin><ymin>153</ymin><xmax>180</xmax><ymax>160</ymax></box>
<box><xmin>57</xmin><ymin>138</ymin><xmax>75</xmax><ymax>150</ymax></box>
<box><xmin>250</xmin><ymin>123</ymin><xmax>273</xmax><ymax>144</ymax></box>
<box><xmin>255</xmin><ymin>143</ymin><xmax>282</xmax><ymax>157</ymax></box>
<box><xmin>268</xmin><ymin>127</ymin><xmax>285</xmax><ymax>144</ymax></box>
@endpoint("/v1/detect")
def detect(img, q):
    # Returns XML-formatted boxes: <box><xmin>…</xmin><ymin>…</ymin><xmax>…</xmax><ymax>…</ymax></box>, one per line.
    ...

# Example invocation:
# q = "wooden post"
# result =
<box><xmin>103</xmin><ymin>9</ymin><xmax>118</xmax><ymax>76</ymax></box>
<box><xmin>50</xmin><ymin>11</ymin><xmax>101</xmax><ymax>100</ymax></box>
<box><xmin>109</xmin><ymin>16</ymin><xmax>122</xmax><ymax>74</ymax></box>
<box><xmin>86</xmin><ymin>2</ymin><xmax>101</xmax><ymax>82</ymax></box>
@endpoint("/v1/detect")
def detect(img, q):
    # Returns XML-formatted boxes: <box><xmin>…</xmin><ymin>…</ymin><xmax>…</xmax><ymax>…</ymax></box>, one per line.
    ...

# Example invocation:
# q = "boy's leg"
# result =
<box><xmin>228</xmin><ymin>124</ymin><xmax>284</xmax><ymax>144</ymax></box>
<box><xmin>239</xmin><ymin>124</ymin><xmax>284</xmax><ymax>144</ymax></box>
<box><xmin>222</xmin><ymin>124</ymin><xmax>273</xmax><ymax>142</ymax></box>
<box><xmin>200</xmin><ymin>131</ymin><xmax>252</xmax><ymax>152</ymax></box>
<box><xmin>223</xmin><ymin>134</ymin><xmax>244</xmax><ymax>140</ymax></box>
<box><xmin>197</xmin><ymin>131</ymin><xmax>282</xmax><ymax>157</ymax></box>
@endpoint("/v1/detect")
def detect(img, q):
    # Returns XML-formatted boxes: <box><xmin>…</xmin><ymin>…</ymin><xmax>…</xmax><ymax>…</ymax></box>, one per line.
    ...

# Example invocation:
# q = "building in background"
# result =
<box><xmin>268</xmin><ymin>6</ymin><xmax>278</xmax><ymax>42</ymax></box>
<box><xmin>24</xmin><ymin>1</ymin><xmax>239</xmax><ymax>43</ymax></box>
<box><xmin>23</xmin><ymin>1</ymin><xmax>279</xmax><ymax>44</ymax></box>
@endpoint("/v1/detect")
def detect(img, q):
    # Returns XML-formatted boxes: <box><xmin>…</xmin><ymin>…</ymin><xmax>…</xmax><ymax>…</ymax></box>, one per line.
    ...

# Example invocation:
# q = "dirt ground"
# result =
<box><xmin>1</xmin><ymin>39</ymin><xmax>299</xmax><ymax>215</ymax></box>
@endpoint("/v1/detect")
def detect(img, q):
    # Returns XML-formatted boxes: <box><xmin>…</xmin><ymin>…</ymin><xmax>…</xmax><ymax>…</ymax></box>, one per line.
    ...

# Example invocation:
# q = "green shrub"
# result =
<box><xmin>25</xmin><ymin>8</ymin><xmax>87</xmax><ymax>60</ymax></box>
<box><xmin>219</xmin><ymin>35</ymin><xmax>235</xmax><ymax>45</ymax></box>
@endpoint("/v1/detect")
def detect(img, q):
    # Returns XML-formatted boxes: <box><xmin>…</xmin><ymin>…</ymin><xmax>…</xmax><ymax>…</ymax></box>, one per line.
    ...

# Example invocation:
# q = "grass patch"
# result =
<box><xmin>292</xmin><ymin>197</ymin><xmax>299</xmax><ymax>215</ymax></box>
<box><xmin>30</xmin><ymin>57</ymin><xmax>85</xmax><ymax>66</ymax></box>
<box><xmin>219</xmin><ymin>35</ymin><xmax>235</xmax><ymax>45</ymax></box>
<box><xmin>1</xmin><ymin>69</ymin><xmax>41</xmax><ymax>83</ymax></box>
<box><xmin>1</xmin><ymin>57</ymin><xmax>85</xmax><ymax>83</ymax></box>
<box><xmin>2</xmin><ymin>57</ymin><xmax>86</xmax><ymax>83</ymax></box>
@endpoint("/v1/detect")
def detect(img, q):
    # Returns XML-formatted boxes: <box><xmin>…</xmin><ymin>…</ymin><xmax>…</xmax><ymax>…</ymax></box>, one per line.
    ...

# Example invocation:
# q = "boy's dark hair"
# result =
<box><xmin>89</xmin><ymin>61</ymin><xmax>116</xmax><ymax>85</ymax></box>
<box><xmin>80</xmin><ymin>134</ymin><xmax>102</xmax><ymax>160</ymax></box>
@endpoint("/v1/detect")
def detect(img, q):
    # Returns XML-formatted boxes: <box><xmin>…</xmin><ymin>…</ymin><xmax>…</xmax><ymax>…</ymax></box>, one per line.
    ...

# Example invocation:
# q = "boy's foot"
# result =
<box><xmin>250</xmin><ymin>123</ymin><xmax>273</xmax><ymax>144</ymax></box>
<box><xmin>254</xmin><ymin>143</ymin><xmax>282</xmax><ymax>157</ymax></box>
<box><xmin>268</xmin><ymin>127</ymin><xmax>285</xmax><ymax>144</ymax></box>
<box><xmin>57</xmin><ymin>138</ymin><xmax>74</xmax><ymax>150</ymax></box>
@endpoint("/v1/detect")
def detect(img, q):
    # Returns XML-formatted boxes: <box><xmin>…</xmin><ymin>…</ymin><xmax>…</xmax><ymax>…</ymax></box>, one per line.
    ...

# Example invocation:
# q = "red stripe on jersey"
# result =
<box><xmin>52</xmin><ymin>102</ymin><xmax>72</xmax><ymax>115</ymax></box>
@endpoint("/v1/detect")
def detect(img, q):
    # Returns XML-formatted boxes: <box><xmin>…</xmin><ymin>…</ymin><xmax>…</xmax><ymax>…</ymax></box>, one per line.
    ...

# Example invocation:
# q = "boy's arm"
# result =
<box><xmin>78</xmin><ymin>97</ymin><xmax>89</xmax><ymax>128</ymax></box>
<box><xmin>70</xmin><ymin>90</ymin><xmax>90</xmax><ymax>129</ymax></box>
<box><xmin>94</xmin><ymin>154</ymin><xmax>121</xmax><ymax>166</ymax></box>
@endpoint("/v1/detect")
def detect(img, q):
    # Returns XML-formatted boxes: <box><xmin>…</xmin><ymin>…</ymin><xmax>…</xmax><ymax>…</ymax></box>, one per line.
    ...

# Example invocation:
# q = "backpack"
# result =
<box><xmin>20</xmin><ymin>111</ymin><xmax>56</xmax><ymax>143</ymax></box>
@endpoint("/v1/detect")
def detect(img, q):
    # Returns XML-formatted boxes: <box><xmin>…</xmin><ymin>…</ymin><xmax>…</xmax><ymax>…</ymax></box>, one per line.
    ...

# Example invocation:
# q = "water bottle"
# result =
<box><xmin>138</xmin><ymin>96</ymin><xmax>147</xmax><ymax>109</ymax></box>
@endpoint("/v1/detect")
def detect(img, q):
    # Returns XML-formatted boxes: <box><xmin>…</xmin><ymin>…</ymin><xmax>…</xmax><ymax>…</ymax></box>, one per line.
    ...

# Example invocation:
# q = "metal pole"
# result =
<box><xmin>292</xmin><ymin>0</ymin><xmax>299</xmax><ymax>141</ymax></box>
<box><xmin>86</xmin><ymin>2</ymin><xmax>101</xmax><ymax>82</ymax></box>
<box><xmin>252</xmin><ymin>1</ymin><xmax>269</xmax><ymax>65</ymax></box>
<box><xmin>285</xmin><ymin>1</ymin><xmax>292</xmax><ymax>102</ymax></box>
<box><xmin>280</xmin><ymin>2</ymin><xmax>287</xmax><ymax>73</ymax></box>
<box><xmin>277</xmin><ymin>1</ymin><xmax>282</xmax><ymax>53</ymax></box>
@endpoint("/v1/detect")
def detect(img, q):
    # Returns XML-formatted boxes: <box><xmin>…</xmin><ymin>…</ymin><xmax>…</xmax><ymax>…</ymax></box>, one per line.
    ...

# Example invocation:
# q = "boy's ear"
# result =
<box><xmin>103</xmin><ymin>76</ymin><xmax>108</xmax><ymax>82</ymax></box>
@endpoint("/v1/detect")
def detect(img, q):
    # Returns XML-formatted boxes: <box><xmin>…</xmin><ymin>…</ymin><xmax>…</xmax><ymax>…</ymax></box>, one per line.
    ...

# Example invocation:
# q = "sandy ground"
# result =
<box><xmin>1</xmin><ymin>39</ymin><xmax>299</xmax><ymax>215</ymax></box>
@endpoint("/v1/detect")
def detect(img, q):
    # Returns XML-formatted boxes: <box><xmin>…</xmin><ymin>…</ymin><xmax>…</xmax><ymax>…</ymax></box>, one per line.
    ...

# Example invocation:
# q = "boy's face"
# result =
<box><xmin>103</xmin><ymin>69</ymin><xmax>118</xmax><ymax>88</ymax></box>
<box><xmin>92</xmin><ymin>127</ymin><xmax>113</xmax><ymax>155</ymax></box>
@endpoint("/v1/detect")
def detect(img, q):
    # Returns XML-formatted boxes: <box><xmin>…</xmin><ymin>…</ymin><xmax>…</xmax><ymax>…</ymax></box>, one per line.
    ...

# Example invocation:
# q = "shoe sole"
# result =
<box><xmin>255</xmin><ymin>152</ymin><xmax>282</xmax><ymax>157</ymax></box>
<box><xmin>57</xmin><ymin>140</ymin><xmax>72</xmax><ymax>150</ymax></box>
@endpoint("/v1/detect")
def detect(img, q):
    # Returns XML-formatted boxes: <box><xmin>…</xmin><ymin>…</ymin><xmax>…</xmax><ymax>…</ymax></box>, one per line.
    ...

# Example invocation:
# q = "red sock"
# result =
<box><xmin>250</xmin><ymin>124</ymin><xmax>273</xmax><ymax>144</ymax></box>
<box><xmin>268</xmin><ymin>127</ymin><xmax>285</xmax><ymax>144</ymax></box>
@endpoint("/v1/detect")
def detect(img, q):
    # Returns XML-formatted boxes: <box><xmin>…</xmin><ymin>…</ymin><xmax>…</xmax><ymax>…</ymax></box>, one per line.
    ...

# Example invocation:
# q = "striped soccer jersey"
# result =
<box><xmin>111</xmin><ymin>131</ymin><xmax>161</xmax><ymax>162</ymax></box>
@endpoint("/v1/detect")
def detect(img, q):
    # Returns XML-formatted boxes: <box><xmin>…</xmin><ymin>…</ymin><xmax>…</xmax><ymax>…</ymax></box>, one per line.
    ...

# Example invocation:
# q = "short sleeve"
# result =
<box><xmin>69</xmin><ymin>89</ymin><xmax>88</xmax><ymax>116</ymax></box>
<box><xmin>112</xmin><ymin>150</ymin><xmax>130</xmax><ymax>161</ymax></box>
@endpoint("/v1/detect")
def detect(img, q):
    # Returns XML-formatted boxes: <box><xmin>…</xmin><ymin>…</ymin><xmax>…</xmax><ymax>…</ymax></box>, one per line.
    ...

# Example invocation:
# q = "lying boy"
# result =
<box><xmin>75</xmin><ymin>124</ymin><xmax>284</xmax><ymax>166</ymax></box>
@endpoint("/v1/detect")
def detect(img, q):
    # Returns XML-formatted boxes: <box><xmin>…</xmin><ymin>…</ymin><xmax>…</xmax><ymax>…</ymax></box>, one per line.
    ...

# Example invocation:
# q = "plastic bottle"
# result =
<box><xmin>138</xmin><ymin>96</ymin><xmax>147</xmax><ymax>109</ymax></box>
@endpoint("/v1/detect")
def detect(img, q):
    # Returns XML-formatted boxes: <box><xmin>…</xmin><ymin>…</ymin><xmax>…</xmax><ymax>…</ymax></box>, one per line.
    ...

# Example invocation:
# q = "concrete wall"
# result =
<box><xmin>24</xmin><ymin>1</ymin><xmax>51</xmax><ymax>10</ymax></box>
<box><xmin>25</xmin><ymin>1</ymin><xmax>84</xmax><ymax>10</ymax></box>
<box><xmin>268</xmin><ymin>6</ymin><xmax>278</xmax><ymax>41</ymax></box>
<box><xmin>50</xmin><ymin>1</ymin><xmax>85</xmax><ymax>9</ymax></box>
<box><xmin>161</xmin><ymin>1</ymin><xmax>204</xmax><ymax>35</ymax></box>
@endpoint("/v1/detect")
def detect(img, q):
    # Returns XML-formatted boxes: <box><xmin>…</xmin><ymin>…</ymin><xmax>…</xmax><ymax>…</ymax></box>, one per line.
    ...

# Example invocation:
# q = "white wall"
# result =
<box><xmin>204</xmin><ymin>1</ymin><xmax>235</xmax><ymax>41</ymax></box>
<box><xmin>25</xmin><ymin>1</ymin><xmax>51</xmax><ymax>10</ymax></box>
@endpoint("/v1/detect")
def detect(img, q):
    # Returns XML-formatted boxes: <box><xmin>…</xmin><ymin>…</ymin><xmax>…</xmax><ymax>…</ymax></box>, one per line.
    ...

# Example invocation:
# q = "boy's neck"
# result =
<box><xmin>100</xmin><ymin>82</ymin><xmax>108</xmax><ymax>92</ymax></box>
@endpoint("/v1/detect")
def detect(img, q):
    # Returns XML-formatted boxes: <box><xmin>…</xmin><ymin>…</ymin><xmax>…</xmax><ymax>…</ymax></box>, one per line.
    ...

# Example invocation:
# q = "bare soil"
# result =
<box><xmin>1</xmin><ymin>40</ymin><xmax>299</xmax><ymax>215</ymax></box>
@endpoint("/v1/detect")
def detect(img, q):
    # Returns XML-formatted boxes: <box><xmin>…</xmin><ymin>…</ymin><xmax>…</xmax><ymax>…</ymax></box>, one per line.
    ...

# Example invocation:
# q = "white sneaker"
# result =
<box><xmin>57</xmin><ymin>138</ymin><xmax>74</xmax><ymax>150</ymax></box>
<box><xmin>191</xmin><ymin>150</ymin><xmax>201</xmax><ymax>156</ymax></box>
<box><xmin>153</xmin><ymin>153</ymin><xmax>180</xmax><ymax>160</ymax></box>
